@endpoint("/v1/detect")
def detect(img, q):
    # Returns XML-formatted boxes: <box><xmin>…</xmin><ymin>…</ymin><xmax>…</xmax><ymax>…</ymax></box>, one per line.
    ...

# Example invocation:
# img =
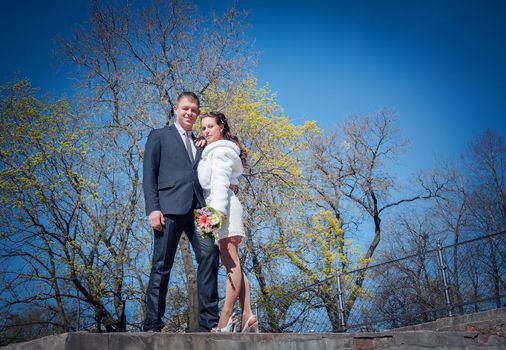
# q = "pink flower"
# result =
<box><xmin>194</xmin><ymin>206</ymin><xmax>223</xmax><ymax>240</ymax></box>
<box><xmin>199</xmin><ymin>214</ymin><xmax>210</xmax><ymax>227</ymax></box>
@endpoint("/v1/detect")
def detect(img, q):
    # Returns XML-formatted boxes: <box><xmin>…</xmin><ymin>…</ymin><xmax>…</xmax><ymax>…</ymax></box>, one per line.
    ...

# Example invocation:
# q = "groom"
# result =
<box><xmin>143</xmin><ymin>92</ymin><xmax>220</xmax><ymax>332</ymax></box>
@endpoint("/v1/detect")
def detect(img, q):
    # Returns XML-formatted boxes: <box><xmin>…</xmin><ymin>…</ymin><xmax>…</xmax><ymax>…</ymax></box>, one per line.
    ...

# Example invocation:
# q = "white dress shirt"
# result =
<box><xmin>174</xmin><ymin>121</ymin><xmax>196</xmax><ymax>159</ymax></box>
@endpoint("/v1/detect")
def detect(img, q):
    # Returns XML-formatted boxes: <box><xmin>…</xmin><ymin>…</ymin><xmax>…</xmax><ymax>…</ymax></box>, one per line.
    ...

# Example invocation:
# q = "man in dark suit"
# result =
<box><xmin>142</xmin><ymin>92</ymin><xmax>219</xmax><ymax>332</ymax></box>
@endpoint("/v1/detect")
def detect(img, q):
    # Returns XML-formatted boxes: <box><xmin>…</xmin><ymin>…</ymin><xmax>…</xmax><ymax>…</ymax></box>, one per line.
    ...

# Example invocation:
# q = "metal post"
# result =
<box><xmin>437</xmin><ymin>240</ymin><xmax>454</xmax><ymax>317</ymax></box>
<box><xmin>254</xmin><ymin>302</ymin><xmax>258</xmax><ymax>327</ymax></box>
<box><xmin>336</xmin><ymin>273</ymin><xmax>347</xmax><ymax>331</ymax></box>
<box><xmin>76</xmin><ymin>288</ymin><xmax>80</xmax><ymax>331</ymax></box>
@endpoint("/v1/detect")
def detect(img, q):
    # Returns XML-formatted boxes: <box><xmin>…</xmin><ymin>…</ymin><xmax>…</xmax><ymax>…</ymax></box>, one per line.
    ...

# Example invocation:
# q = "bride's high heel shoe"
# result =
<box><xmin>241</xmin><ymin>315</ymin><xmax>259</xmax><ymax>333</ymax></box>
<box><xmin>211</xmin><ymin>314</ymin><xmax>237</xmax><ymax>333</ymax></box>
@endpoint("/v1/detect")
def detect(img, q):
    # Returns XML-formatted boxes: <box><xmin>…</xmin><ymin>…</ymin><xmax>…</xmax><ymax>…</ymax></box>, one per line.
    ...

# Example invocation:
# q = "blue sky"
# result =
<box><xmin>236</xmin><ymin>0</ymin><xmax>506</xmax><ymax>172</ymax></box>
<box><xmin>1</xmin><ymin>0</ymin><xmax>505</xmax><ymax>176</ymax></box>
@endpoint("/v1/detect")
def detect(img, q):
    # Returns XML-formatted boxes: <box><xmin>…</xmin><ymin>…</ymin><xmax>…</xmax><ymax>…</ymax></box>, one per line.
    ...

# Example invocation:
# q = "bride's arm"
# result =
<box><xmin>207</xmin><ymin>149</ymin><xmax>235</xmax><ymax>216</ymax></box>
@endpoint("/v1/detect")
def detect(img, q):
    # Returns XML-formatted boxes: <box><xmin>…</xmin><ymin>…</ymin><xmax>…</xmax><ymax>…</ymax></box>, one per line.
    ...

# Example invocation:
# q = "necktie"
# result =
<box><xmin>184</xmin><ymin>132</ymin><xmax>195</xmax><ymax>163</ymax></box>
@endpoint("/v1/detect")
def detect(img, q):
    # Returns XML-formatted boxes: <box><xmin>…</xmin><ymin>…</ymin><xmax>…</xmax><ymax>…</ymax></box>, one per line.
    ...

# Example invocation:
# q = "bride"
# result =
<box><xmin>197</xmin><ymin>112</ymin><xmax>258</xmax><ymax>333</ymax></box>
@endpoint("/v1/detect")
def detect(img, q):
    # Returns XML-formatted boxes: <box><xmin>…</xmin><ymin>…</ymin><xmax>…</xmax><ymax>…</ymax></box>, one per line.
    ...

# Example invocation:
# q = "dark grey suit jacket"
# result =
<box><xmin>143</xmin><ymin>124</ymin><xmax>205</xmax><ymax>216</ymax></box>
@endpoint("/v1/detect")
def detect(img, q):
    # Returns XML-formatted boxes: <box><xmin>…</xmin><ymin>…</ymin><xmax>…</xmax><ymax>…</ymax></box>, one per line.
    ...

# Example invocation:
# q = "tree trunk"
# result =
<box><xmin>180</xmin><ymin>232</ymin><xmax>199</xmax><ymax>331</ymax></box>
<box><xmin>345</xmin><ymin>215</ymin><xmax>381</xmax><ymax>323</ymax></box>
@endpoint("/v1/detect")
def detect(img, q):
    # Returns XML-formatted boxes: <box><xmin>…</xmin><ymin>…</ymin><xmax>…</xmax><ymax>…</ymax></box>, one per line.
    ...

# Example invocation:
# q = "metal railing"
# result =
<box><xmin>254</xmin><ymin>231</ymin><xmax>506</xmax><ymax>333</ymax></box>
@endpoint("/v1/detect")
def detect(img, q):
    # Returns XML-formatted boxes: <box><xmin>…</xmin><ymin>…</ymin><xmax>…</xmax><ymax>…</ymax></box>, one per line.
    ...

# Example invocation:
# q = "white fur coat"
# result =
<box><xmin>197</xmin><ymin>140</ymin><xmax>243</xmax><ymax>215</ymax></box>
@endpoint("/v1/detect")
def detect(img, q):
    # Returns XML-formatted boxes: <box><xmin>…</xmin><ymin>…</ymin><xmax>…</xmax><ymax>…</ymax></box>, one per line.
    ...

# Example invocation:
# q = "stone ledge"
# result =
<box><xmin>2</xmin><ymin>330</ymin><xmax>505</xmax><ymax>350</ymax></box>
<box><xmin>392</xmin><ymin>307</ymin><xmax>506</xmax><ymax>332</ymax></box>
<box><xmin>4</xmin><ymin>308</ymin><xmax>505</xmax><ymax>350</ymax></box>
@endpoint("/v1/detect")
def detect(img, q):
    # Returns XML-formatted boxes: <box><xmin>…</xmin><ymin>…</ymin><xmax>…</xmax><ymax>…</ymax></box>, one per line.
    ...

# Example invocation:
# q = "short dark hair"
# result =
<box><xmin>176</xmin><ymin>91</ymin><xmax>200</xmax><ymax>108</ymax></box>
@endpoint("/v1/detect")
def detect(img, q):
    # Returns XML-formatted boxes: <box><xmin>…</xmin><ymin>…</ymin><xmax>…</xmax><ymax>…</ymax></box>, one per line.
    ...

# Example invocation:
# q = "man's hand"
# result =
<box><xmin>194</xmin><ymin>136</ymin><xmax>207</xmax><ymax>148</ymax></box>
<box><xmin>229</xmin><ymin>184</ymin><xmax>239</xmax><ymax>195</ymax></box>
<box><xmin>148</xmin><ymin>210</ymin><xmax>165</xmax><ymax>231</ymax></box>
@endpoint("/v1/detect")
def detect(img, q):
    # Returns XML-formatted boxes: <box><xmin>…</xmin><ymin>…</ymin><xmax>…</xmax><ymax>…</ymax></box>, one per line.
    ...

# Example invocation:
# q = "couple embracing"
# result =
<box><xmin>142</xmin><ymin>92</ymin><xmax>258</xmax><ymax>333</ymax></box>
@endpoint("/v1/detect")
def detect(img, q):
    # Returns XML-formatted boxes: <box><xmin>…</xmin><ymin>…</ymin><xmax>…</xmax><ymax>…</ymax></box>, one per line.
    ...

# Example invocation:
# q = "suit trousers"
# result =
<box><xmin>143</xmin><ymin>206</ymin><xmax>220</xmax><ymax>331</ymax></box>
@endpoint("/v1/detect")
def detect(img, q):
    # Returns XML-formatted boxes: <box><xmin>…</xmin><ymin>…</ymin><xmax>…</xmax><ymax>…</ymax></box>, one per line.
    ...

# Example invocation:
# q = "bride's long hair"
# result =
<box><xmin>200</xmin><ymin>112</ymin><xmax>247</xmax><ymax>167</ymax></box>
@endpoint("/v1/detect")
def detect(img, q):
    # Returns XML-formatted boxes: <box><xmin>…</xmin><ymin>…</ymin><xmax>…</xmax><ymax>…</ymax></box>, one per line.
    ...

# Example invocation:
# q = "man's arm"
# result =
<box><xmin>143</xmin><ymin>130</ymin><xmax>164</xmax><ymax>231</ymax></box>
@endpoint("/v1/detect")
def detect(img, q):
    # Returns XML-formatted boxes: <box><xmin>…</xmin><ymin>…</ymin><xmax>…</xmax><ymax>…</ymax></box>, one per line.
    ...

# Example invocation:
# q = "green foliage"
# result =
<box><xmin>0</xmin><ymin>79</ymin><xmax>136</xmax><ymax>334</ymax></box>
<box><xmin>0</xmin><ymin>80</ymin><xmax>92</xmax><ymax>207</ymax></box>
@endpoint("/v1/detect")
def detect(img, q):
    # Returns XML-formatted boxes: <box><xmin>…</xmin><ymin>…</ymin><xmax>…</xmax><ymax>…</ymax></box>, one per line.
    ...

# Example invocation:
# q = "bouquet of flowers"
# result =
<box><xmin>194</xmin><ymin>206</ymin><xmax>223</xmax><ymax>240</ymax></box>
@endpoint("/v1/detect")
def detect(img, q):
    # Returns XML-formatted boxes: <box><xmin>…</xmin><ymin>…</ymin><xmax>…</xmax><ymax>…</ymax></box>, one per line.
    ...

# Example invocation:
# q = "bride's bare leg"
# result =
<box><xmin>217</xmin><ymin>236</ymin><xmax>242</xmax><ymax>328</ymax></box>
<box><xmin>239</xmin><ymin>272</ymin><xmax>256</xmax><ymax>329</ymax></box>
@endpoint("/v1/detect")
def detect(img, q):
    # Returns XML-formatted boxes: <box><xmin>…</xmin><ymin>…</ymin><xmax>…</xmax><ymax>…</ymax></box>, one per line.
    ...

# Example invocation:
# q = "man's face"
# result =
<box><xmin>174</xmin><ymin>97</ymin><xmax>199</xmax><ymax>131</ymax></box>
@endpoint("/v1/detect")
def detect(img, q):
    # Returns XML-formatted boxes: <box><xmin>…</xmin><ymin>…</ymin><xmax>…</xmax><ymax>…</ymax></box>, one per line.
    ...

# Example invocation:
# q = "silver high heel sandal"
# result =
<box><xmin>211</xmin><ymin>314</ymin><xmax>237</xmax><ymax>333</ymax></box>
<box><xmin>241</xmin><ymin>315</ymin><xmax>259</xmax><ymax>333</ymax></box>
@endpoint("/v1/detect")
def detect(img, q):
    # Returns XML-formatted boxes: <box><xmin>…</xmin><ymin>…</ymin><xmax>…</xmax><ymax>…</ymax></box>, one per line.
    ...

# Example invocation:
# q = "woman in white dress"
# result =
<box><xmin>198</xmin><ymin>112</ymin><xmax>258</xmax><ymax>333</ymax></box>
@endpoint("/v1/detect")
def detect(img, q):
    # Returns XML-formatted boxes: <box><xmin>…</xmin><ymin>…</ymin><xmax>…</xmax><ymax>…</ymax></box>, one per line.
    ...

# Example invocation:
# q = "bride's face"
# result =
<box><xmin>201</xmin><ymin>117</ymin><xmax>224</xmax><ymax>144</ymax></box>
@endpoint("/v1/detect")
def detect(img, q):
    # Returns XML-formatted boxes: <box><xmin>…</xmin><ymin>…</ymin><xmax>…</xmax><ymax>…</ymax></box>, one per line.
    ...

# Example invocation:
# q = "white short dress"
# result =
<box><xmin>198</xmin><ymin>140</ymin><xmax>245</xmax><ymax>242</ymax></box>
